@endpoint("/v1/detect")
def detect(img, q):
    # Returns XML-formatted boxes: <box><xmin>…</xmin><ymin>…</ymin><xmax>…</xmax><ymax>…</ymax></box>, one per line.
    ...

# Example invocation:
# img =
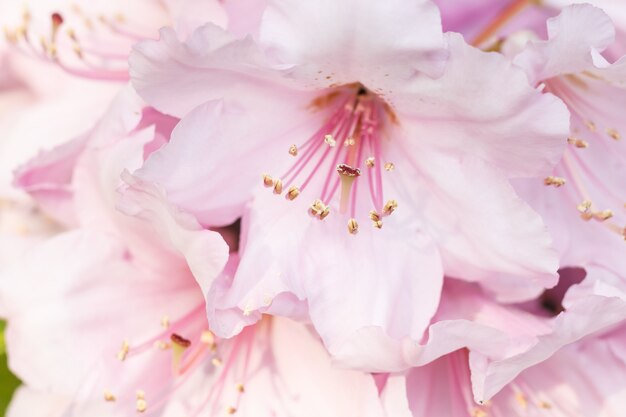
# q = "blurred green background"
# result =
<box><xmin>0</xmin><ymin>320</ymin><xmax>20</xmax><ymax>416</ymax></box>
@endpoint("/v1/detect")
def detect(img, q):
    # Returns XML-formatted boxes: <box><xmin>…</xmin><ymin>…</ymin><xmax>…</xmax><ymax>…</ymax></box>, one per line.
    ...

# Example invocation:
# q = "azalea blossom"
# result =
<box><xmin>1</xmin><ymin>90</ymin><xmax>387</xmax><ymax>417</ymax></box>
<box><xmin>1</xmin><ymin>1</ymin><xmax>626</xmax><ymax>416</ymax></box>
<box><xmin>508</xmin><ymin>4</ymin><xmax>626</xmax><ymax>267</ymax></box>
<box><xmin>380</xmin><ymin>262</ymin><xmax>626</xmax><ymax>417</ymax></box>
<box><xmin>129</xmin><ymin>0</ymin><xmax>570</xmax><ymax>369</ymax></box>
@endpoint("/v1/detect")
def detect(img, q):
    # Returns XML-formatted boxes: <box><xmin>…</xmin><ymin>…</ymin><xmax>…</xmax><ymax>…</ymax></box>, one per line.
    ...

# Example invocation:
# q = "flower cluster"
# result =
<box><xmin>1</xmin><ymin>0</ymin><xmax>626</xmax><ymax>416</ymax></box>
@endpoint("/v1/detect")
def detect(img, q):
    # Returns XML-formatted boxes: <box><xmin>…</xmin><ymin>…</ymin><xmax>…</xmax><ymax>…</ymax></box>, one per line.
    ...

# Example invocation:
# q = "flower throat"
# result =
<box><xmin>262</xmin><ymin>84</ymin><xmax>398</xmax><ymax>235</ymax></box>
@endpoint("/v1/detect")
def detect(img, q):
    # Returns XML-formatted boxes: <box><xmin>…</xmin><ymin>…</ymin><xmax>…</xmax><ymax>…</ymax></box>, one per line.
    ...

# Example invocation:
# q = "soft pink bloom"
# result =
<box><xmin>1</xmin><ymin>88</ymin><xmax>388</xmax><ymax>416</ymax></box>
<box><xmin>510</xmin><ymin>4</ymin><xmax>626</xmax><ymax>267</ymax></box>
<box><xmin>379</xmin><ymin>262</ymin><xmax>626</xmax><ymax>416</ymax></box>
<box><xmin>128</xmin><ymin>0</ymin><xmax>569</xmax><ymax>370</ymax></box>
<box><xmin>0</xmin><ymin>0</ymin><xmax>227</xmax><ymax>201</ymax></box>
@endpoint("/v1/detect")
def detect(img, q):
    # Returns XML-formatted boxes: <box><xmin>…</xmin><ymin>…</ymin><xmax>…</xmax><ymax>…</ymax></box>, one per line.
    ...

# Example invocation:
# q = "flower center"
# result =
<box><xmin>262</xmin><ymin>84</ymin><xmax>398</xmax><ymax>234</ymax></box>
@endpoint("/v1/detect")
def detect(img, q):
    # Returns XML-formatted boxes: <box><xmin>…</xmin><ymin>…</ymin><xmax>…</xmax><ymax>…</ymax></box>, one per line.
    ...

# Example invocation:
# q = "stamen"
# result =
<box><xmin>104</xmin><ymin>391</ymin><xmax>116</xmax><ymax>402</ymax></box>
<box><xmin>584</xmin><ymin>120</ymin><xmax>596</xmax><ymax>132</ymax></box>
<box><xmin>606</xmin><ymin>128</ymin><xmax>621</xmax><ymax>141</ymax></box>
<box><xmin>347</xmin><ymin>218</ymin><xmax>359</xmax><ymax>234</ymax></box>
<box><xmin>273</xmin><ymin>180</ymin><xmax>283</xmax><ymax>195</ymax></box>
<box><xmin>515</xmin><ymin>392</ymin><xmax>528</xmax><ymax>409</ymax></box>
<box><xmin>369</xmin><ymin>211</ymin><xmax>381</xmax><ymax>222</ymax></box>
<box><xmin>577</xmin><ymin>199</ymin><xmax>593</xmax><ymax>221</ymax></box>
<box><xmin>383</xmin><ymin>199</ymin><xmax>398</xmax><ymax>215</ymax></box>
<box><xmin>384</xmin><ymin>162</ymin><xmax>395</xmax><ymax>172</ymax></box>
<box><xmin>365</xmin><ymin>157</ymin><xmax>375</xmax><ymax>168</ymax></box>
<box><xmin>594</xmin><ymin>209</ymin><xmax>614</xmax><ymax>221</ymax></box>
<box><xmin>471</xmin><ymin>409</ymin><xmax>488</xmax><ymax>417</ymax></box>
<box><xmin>285</xmin><ymin>186</ymin><xmax>300</xmax><ymax>200</ymax></box>
<box><xmin>227</xmin><ymin>406</ymin><xmax>237</xmax><ymax>414</ymax></box>
<box><xmin>544</xmin><ymin>176</ymin><xmax>566</xmax><ymax>187</ymax></box>
<box><xmin>161</xmin><ymin>315</ymin><xmax>170</xmax><ymax>328</ymax></box>
<box><xmin>538</xmin><ymin>401</ymin><xmax>552</xmax><ymax>409</ymax></box>
<box><xmin>567</xmin><ymin>137</ymin><xmax>589</xmax><ymax>148</ymax></box>
<box><xmin>136</xmin><ymin>390</ymin><xmax>147</xmax><ymax>413</ymax></box>
<box><xmin>289</xmin><ymin>145</ymin><xmax>298</xmax><ymax>156</ymax></box>
<box><xmin>262</xmin><ymin>174</ymin><xmax>274</xmax><ymax>187</ymax></box>
<box><xmin>117</xmin><ymin>340</ymin><xmax>130</xmax><ymax>361</ymax></box>
<box><xmin>324</xmin><ymin>134</ymin><xmax>336</xmax><ymax>147</ymax></box>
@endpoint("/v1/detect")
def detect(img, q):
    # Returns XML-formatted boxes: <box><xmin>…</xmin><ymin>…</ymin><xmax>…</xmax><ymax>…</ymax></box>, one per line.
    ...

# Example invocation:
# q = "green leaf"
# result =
<box><xmin>0</xmin><ymin>321</ymin><xmax>21</xmax><ymax>416</ymax></box>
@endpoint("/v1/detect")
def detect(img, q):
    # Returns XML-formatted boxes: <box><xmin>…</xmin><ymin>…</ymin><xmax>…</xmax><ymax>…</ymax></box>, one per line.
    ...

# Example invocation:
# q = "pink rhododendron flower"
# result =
<box><xmin>1</xmin><ymin>1</ymin><xmax>626</xmax><ymax>416</ymax></box>
<box><xmin>509</xmin><ymin>4</ymin><xmax>626</xmax><ymax>267</ymax></box>
<box><xmin>1</xmin><ymin>91</ymin><xmax>388</xmax><ymax>417</ymax></box>
<box><xmin>380</xmin><ymin>262</ymin><xmax>626</xmax><ymax>416</ymax></box>
<box><xmin>128</xmin><ymin>0</ymin><xmax>570</xmax><ymax>370</ymax></box>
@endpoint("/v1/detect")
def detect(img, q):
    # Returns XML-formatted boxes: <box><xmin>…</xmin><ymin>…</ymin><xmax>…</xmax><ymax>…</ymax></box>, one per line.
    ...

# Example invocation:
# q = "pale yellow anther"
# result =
<box><xmin>538</xmin><ymin>401</ymin><xmax>552</xmax><ymax>409</ymax></box>
<box><xmin>309</xmin><ymin>199</ymin><xmax>324</xmax><ymax>217</ymax></box>
<box><xmin>594</xmin><ymin>209</ymin><xmax>614</xmax><ymax>221</ymax></box>
<box><xmin>236</xmin><ymin>383</ymin><xmax>245</xmax><ymax>393</ymax></box>
<box><xmin>227</xmin><ymin>406</ymin><xmax>237</xmax><ymax>414</ymax></box>
<box><xmin>262</xmin><ymin>174</ymin><xmax>274</xmax><ymax>188</ymax></box>
<box><xmin>273</xmin><ymin>179</ymin><xmax>283</xmax><ymax>195</ymax></box>
<box><xmin>607</xmin><ymin>128</ymin><xmax>621</xmax><ymax>141</ymax></box>
<box><xmin>515</xmin><ymin>392</ymin><xmax>527</xmax><ymax>409</ymax></box>
<box><xmin>384</xmin><ymin>162</ymin><xmax>395</xmax><ymax>172</ymax></box>
<box><xmin>324</xmin><ymin>134</ymin><xmax>336</xmax><ymax>147</ymax></box>
<box><xmin>319</xmin><ymin>206</ymin><xmax>330</xmax><ymax>220</ymax></box>
<box><xmin>471</xmin><ymin>409</ymin><xmax>488</xmax><ymax>417</ymax></box>
<box><xmin>289</xmin><ymin>144</ymin><xmax>298</xmax><ymax>156</ymax></box>
<box><xmin>585</xmin><ymin>120</ymin><xmax>596</xmax><ymax>132</ymax></box>
<box><xmin>201</xmin><ymin>331</ymin><xmax>215</xmax><ymax>345</ymax></box>
<box><xmin>72</xmin><ymin>44</ymin><xmax>83</xmax><ymax>59</ymax></box>
<box><xmin>154</xmin><ymin>340</ymin><xmax>170</xmax><ymax>350</ymax></box>
<box><xmin>577</xmin><ymin>200</ymin><xmax>592</xmax><ymax>213</ymax></box>
<box><xmin>117</xmin><ymin>340</ymin><xmax>130</xmax><ymax>361</ymax></box>
<box><xmin>212</xmin><ymin>357</ymin><xmax>223</xmax><ymax>367</ymax></box>
<box><xmin>383</xmin><ymin>199</ymin><xmax>398</xmax><ymax>215</ymax></box>
<box><xmin>577</xmin><ymin>200</ymin><xmax>594</xmax><ymax>221</ymax></box>
<box><xmin>369</xmin><ymin>211</ymin><xmax>381</xmax><ymax>222</ymax></box>
<box><xmin>161</xmin><ymin>315</ymin><xmax>170</xmax><ymax>329</ymax></box>
<box><xmin>104</xmin><ymin>391</ymin><xmax>116</xmax><ymax>402</ymax></box>
<box><xmin>544</xmin><ymin>176</ymin><xmax>566</xmax><ymax>187</ymax></box>
<box><xmin>66</xmin><ymin>28</ymin><xmax>77</xmax><ymax>40</ymax></box>
<box><xmin>3</xmin><ymin>27</ymin><xmax>17</xmax><ymax>44</ymax></box>
<box><xmin>136</xmin><ymin>398</ymin><xmax>147</xmax><ymax>413</ymax></box>
<box><xmin>567</xmin><ymin>137</ymin><xmax>589</xmax><ymax>148</ymax></box>
<box><xmin>365</xmin><ymin>157</ymin><xmax>375</xmax><ymax>168</ymax></box>
<box><xmin>286</xmin><ymin>186</ymin><xmax>300</xmax><ymax>201</ymax></box>
<box><xmin>344</xmin><ymin>137</ymin><xmax>356</xmax><ymax>146</ymax></box>
<box><xmin>373</xmin><ymin>220</ymin><xmax>383</xmax><ymax>229</ymax></box>
<box><xmin>348</xmin><ymin>218</ymin><xmax>359</xmax><ymax>235</ymax></box>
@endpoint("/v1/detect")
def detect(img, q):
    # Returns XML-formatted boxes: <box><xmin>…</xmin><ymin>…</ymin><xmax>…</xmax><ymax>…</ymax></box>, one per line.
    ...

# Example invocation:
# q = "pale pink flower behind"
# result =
<box><xmin>382</xmin><ymin>263</ymin><xmax>626</xmax><ymax>417</ymax></box>
<box><xmin>0</xmin><ymin>0</ymin><xmax>227</xmax><ymax>200</ymax></box>
<box><xmin>511</xmin><ymin>4</ymin><xmax>626</xmax><ymax>267</ymax></box>
<box><xmin>128</xmin><ymin>0</ymin><xmax>570</xmax><ymax>370</ymax></box>
<box><xmin>1</xmin><ymin>87</ymin><xmax>387</xmax><ymax>417</ymax></box>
